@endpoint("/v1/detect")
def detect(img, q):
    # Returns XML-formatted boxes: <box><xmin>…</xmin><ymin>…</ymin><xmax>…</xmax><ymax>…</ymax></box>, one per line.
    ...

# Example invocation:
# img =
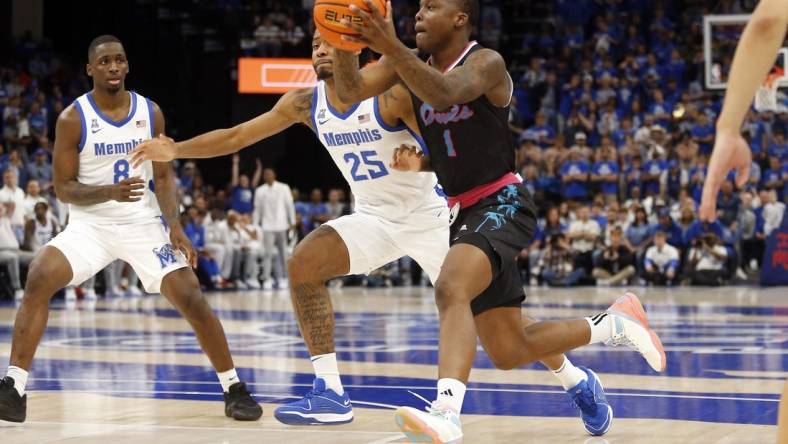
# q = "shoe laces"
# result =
<box><xmin>604</xmin><ymin>315</ymin><xmax>642</xmax><ymax>354</ymax></box>
<box><xmin>569</xmin><ymin>386</ymin><xmax>598</xmax><ymax>416</ymax></box>
<box><xmin>407</xmin><ymin>391</ymin><xmax>455</xmax><ymax>420</ymax></box>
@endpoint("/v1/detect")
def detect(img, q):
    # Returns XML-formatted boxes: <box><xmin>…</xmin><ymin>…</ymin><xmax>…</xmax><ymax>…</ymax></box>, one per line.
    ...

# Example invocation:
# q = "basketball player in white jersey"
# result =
<box><xmin>0</xmin><ymin>35</ymin><xmax>262</xmax><ymax>423</ymax></box>
<box><xmin>22</xmin><ymin>202</ymin><xmax>58</xmax><ymax>253</ymax></box>
<box><xmin>129</xmin><ymin>30</ymin><xmax>611</xmax><ymax>431</ymax></box>
<box><xmin>695</xmin><ymin>1</ymin><xmax>788</xmax><ymax>441</ymax></box>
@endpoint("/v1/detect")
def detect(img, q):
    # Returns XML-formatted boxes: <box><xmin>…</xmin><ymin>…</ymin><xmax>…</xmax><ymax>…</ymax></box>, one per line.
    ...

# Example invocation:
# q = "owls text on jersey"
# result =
<box><xmin>71</xmin><ymin>91</ymin><xmax>161</xmax><ymax>224</ymax></box>
<box><xmin>310</xmin><ymin>81</ymin><xmax>443</xmax><ymax>218</ymax></box>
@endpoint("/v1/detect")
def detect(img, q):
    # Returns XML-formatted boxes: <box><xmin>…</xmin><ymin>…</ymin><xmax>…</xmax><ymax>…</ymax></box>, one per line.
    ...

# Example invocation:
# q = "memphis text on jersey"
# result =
<box><xmin>93</xmin><ymin>138</ymin><xmax>144</xmax><ymax>156</ymax></box>
<box><xmin>322</xmin><ymin>128</ymin><xmax>383</xmax><ymax>147</ymax></box>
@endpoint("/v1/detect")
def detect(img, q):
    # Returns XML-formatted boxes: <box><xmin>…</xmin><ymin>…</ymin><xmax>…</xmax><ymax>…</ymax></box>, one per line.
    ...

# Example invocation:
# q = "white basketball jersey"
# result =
<box><xmin>31</xmin><ymin>217</ymin><xmax>56</xmax><ymax>252</ymax></box>
<box><xmin>311</xmin><ymin>81</ymin><xmax>442</xmax><ymax>218</ymax></box>
<box><xmin>71</xmin><ymin>91</ymin><xmax>160</xmax><ymax>224</ymax></box>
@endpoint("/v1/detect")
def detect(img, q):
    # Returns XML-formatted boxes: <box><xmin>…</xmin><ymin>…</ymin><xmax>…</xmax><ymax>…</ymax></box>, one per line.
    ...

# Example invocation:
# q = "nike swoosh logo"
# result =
<box><xmin>318</xmin><ymin>119</ymin><xmax>330</xmax><ymax>125</ymax></box>
<box><xmin>91</xmin><ymin>128</ymin><xmax>102</xmax><ymax>134</ymax></box>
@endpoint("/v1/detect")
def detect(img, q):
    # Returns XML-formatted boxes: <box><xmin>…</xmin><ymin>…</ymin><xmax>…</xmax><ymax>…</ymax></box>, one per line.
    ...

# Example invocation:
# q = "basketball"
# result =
<box><xmin>313</xmin><ymin>0</ymin><xmax>387</xmax><ymax>51</ymax></box>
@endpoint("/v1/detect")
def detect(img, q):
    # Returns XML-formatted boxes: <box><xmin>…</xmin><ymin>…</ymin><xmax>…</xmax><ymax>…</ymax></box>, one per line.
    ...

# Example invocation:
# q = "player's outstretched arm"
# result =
<box><xmin>342</xmin><ymin>0</ymin><xmax>507</xmax><ymax>110</ymax></box>
<box><xmin>700</xmin><ymin>0</ymin><xmax>788</xmax><ymax>221</ymax></box>
<box><xmin>54</xmin><ymin>105</ymin><xmax>144</xmax><ymax>205</ymax></box>
<box><xmin>129</xmin><ymin>87</ymin><xmax>315</xmax><ymax>167</ymax></box>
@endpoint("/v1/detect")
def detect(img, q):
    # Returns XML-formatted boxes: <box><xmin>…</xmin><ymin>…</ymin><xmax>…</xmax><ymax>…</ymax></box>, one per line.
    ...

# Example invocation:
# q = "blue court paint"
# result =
<box><xmin>0</xmin><ymin>295</ymin><xmax>784</xmax><ymax>427</ymax></box>
<box><xmin>12</xmin><ymin>359</ymin><xmax>779</xmax><ymax>425</ymax></box>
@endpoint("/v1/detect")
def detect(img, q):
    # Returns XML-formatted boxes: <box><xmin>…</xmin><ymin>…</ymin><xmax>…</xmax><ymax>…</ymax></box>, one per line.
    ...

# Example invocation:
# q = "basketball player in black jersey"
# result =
<box><xmin>333</xmin><ymin>1</ymin><xmax>666</xmax><ymax>441</ymax></box>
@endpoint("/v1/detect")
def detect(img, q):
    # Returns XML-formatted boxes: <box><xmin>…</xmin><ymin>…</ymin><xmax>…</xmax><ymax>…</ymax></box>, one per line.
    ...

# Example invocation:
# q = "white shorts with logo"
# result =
<box><xmin>324</xmin><ymin>197</ymin><xmax>450</xmax><ymax>284</ymax></box>
<box><xmin>47</xmin><ymin>219</ymin><xmax>188</xmax><ymax>293</ymax></box>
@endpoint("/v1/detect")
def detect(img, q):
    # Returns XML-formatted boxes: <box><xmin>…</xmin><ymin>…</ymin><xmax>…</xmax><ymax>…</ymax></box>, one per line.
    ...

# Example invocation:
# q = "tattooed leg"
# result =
<box><xmin>287</xmin><ymin>225</ymin><xmax>350</xmax><ymax>355</ymax></box>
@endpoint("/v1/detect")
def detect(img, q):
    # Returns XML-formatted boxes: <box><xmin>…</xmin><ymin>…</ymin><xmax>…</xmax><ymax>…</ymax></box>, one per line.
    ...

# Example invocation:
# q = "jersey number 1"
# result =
<box><xmin>114</xmin><ymin>159</ymin><xmax>130</xmax><ymax>183</ymax></box>
<box><xmin>443</xmin><ymin>130</ymin><xmax>457</xmax><ymax>157</ymax></box>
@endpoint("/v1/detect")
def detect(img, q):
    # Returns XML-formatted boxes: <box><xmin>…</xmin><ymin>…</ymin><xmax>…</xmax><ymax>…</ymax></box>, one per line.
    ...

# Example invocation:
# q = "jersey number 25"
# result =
<box><xmin>344</xmin><ymin>151</ymin><xmax>389</xmax><ymax>182</ymax></box>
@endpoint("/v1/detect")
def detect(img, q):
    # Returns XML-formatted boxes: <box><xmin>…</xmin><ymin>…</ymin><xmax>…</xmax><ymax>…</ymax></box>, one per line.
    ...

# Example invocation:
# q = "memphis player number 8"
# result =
<box><xmin>343</xmin><ymin>150</ymin><xmax>388</xmax><ymax>182</ymax></box>
<box><xmin>114</xmin><ymin>159</ymin><xmax>130</xmax><ymax>183</ymax></box>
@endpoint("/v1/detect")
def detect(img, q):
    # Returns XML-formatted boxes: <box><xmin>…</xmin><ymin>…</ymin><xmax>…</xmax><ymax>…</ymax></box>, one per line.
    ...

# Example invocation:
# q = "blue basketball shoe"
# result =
<box><xmin>274</xmin><ymin>378</ymin><xmax>354</xmax><ymax>425</ymax></box>
<box><xmin>567</xmin><ymin>367</ymin><xmax>613</xmax><ymax>436</ymax></box>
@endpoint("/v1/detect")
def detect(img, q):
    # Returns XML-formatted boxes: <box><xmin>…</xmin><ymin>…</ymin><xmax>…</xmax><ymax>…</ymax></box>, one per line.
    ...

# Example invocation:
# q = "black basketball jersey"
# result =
<box><xmin>410</xmin><ymin>42</ymin><xmax>516</xmax><ymax>197</ymax></box>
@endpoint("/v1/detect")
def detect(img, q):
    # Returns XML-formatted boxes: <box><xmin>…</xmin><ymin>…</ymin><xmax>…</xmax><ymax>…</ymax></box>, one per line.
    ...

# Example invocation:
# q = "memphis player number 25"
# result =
<box><xmin>114</xmin><ymin>159</ymin><xmax>130</xmax><ymax>183</ymax></box>
<box><xmin>343</xmin><ymin>150</ymin><xmax>388</xmax><ymax>181</ymax></box>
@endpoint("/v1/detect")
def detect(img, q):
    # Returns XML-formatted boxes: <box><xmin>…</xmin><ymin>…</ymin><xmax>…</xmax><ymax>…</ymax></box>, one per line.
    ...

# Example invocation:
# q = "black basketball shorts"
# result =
<box><xmin>450</xmin><ymin>183</ymin><xmax>538</xmax><ymax>316</ymax></box>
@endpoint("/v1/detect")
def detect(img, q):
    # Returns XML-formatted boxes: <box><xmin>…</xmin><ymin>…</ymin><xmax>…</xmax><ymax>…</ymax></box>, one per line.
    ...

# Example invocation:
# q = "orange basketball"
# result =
<box><xmin>313</xmin><ymin>0</ymin><xmax>387</xmax><ymax>51</ymax></box>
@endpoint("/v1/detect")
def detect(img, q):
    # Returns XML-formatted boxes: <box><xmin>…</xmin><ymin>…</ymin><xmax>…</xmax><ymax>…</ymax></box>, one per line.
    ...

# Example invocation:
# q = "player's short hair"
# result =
<box><xmin>88</xmin><ymin>35</ymin><xmax>123</xmax><ymax>61</ymax></box>
<box><xmin>457</xmin><ymin>0</ymin><xmax>479</xmax><ymax>27</ymax></box>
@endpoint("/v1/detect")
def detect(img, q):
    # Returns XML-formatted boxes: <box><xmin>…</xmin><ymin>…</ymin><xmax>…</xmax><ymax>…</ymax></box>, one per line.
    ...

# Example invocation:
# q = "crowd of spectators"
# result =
<box><xmin>0</xmin><ymin>1</ymin><xmax>787</xmax><ymax>299</ymax></box>
<box><xmin>506</xmin><ymin>0</ymin><xmax>787</xmax><ymax>287</ymax></box>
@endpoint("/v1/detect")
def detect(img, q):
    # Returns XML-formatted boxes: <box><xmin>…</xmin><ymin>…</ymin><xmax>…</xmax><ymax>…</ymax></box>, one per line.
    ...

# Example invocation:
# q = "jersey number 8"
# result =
<box><xmin>114</xmin><ymin>159</ymin><xmax>130</xmax><ymax>183</ymax></box>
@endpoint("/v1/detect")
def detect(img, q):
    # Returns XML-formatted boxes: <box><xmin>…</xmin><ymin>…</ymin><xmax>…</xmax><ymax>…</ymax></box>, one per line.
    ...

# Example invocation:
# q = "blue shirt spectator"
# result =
<box><xmin>691</xmin><ymin>114</ymin><xmax>715</xmax><ymax>155</ymax></box>
<box><xmin>655</xmin><ymin>210</ymin><xmax>682</xmax><ymax>248</ymax></box>
<box><xmin>229</xmin><ymin>155</ymin><xmax>261</xmax><ymax>215</ymax></box>
<box><xmin>522</xmin><ymin>113</ymin><xmax>555</xmax><ymax>149</ymax></box>
<box><xmin>560</xmin><ymin>154</ymin><xmax>590</xmax><ymax>201</ymax></box>
<box><xmin>782</xmin><ymin>162</ymin><xmax>788</xmax><ymax>199</ymax></box>
<box><xmin>231</xmin><ymin>186</ymin><xmax>255</xmax><ymax>214</ymax></box>
<box><xmin>767</xmin><ymin>133</ymin><xmax>787</xmax><ymax>160</ymax></box>
<box><xmin>624</xmin><ymin>157</ymin><xmax>644</xmax><ymax>198</ymax></box>
<box><xmin>642</xmin><ymin>158</ymin><xmax>668</xmax><ymax>195</ymax></box>
<box><xmin>592</xmin><ymin>159</ymin><xmax>619</xmax><ymax>196</ymax></box>
<box><xmin>685</xmin><ymin>220</ymin><xmax>725</xmax><ymax>246</ymax></box>
<box><xmin>185</xmin><ymin>221</ymin><xmax>206</xmax><ymax>248</ymax></box>
<box><xmin>536</xmin><ymin>171</ymin><xmax>561</xmax><ymax>198</ymax></box>
<box><xmin>762</xmin><ymin>157</ymin><xmax>784</xmax><ymax>196</ymax></box>
<box><xmin>666</xmin><ymin>161</ymin><xmax>682</xmax><ymax>197</ymax></box>
<box><xmin>299</xmin><ymin>189</ymin><xmax>330</xmax><ymax>237</ymax></box>
<box><xmin>689</xmin><ymin>162</ymin><xmax>708</xmax><ymax>203</ymax></box>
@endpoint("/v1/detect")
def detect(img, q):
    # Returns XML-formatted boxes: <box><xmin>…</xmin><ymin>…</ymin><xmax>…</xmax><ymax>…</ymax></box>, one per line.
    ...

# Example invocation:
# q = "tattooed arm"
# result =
<box><xmin>332</xmin><ymin>50</ymin><xmax>402</xmax><ymax>104</ymax></box>
<box><xmin>386</xmin><ymin>47</ymin><xmax>510</xmax><ymax>111</ymax></box>
<box><xmin>129</xmin><ymin>87</ymin><xmax>316</xmax><ymax>165</ymax></box>
<box><xmin>53</xmin><ymin>105</ymin><xmax>143</xmax><ymax>205</ymax></box>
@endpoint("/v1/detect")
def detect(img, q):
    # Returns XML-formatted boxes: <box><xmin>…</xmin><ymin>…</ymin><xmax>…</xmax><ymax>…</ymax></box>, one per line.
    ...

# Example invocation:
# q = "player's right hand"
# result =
<box><xmin>699</xmin><ymin>130</ymin><xmax>751</xmax><ymax>222</ymax></box>
<box><xmin>390</xmin><ymin>144</ymin><xmax>423</xmax><ymax>172</ymax></box>
<box><xmin>110</xmin><ymin>176</ymin><xmax>146</xmax><ymax>202</ymax></box>
<box><xmin>129</xmin><ymin>134</ymin><xmax>177</xmax><ymax>168</ymax></box>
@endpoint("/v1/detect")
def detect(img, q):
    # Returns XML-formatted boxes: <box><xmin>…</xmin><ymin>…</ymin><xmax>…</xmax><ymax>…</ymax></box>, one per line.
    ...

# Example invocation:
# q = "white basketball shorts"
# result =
<box><xmin>324</xmin><ymin>197</ymin><xmax>450</xmax><ymax>284</ymax></box>
<box><xmin>47</xmin><ymin>218</ymin><xmax>188</xmax><ymax>293</ymax></box>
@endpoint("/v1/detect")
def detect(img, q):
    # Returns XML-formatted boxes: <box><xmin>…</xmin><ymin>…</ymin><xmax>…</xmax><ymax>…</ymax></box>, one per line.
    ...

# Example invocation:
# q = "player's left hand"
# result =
<box><xmin>390</xmin><ymin>144</ymin><xmax>423</xmax><ymax>172</ymax></box>
<box><xmin>170</xmin><ymin>225</ymin><xmax>198</xmax><ymax>268</ymax></box>
<box><xmin>129</xmin><ymin>134</ymin><xmax>177</xmax><ymax>168</ymax></box>
<box><xmin>699</xmin><ymin>130</ymin><xmax>751</xmax><ymax>222</ymax></box>
<box><xmin>341</xmin><ymin>0</ymin><xmax>400</xmax><ymax>55</ymax></box>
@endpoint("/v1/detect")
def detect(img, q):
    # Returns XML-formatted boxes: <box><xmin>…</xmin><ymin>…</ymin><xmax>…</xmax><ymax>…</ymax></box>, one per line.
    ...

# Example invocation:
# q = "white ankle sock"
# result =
<box><xmin>436</xmin><ymin>378</ymin><xmax>466</xmax><ymax>414</ymax></box>
<box><xmin>551</xmin><ymin>357</ymin><xmax>588</xmax><ymax>390</ymax></box>
<box><xmin>586</xmin><ymin>313</ymin><xmax>613</xmax><ymax>344</ymax></box>
<box><xmin>217</xmin><ymin>368</ymin><xmax>239</xmax><ymax>393</ymax></box>
<box><xmin>311</xmin><ymin>353</ymin><xmax>344</xmax><ymax>395</ymax></box>
<box><xmin>6</xmin><ymin>366</ymin><xmax>28</xmax><ymax>396</ymax></box>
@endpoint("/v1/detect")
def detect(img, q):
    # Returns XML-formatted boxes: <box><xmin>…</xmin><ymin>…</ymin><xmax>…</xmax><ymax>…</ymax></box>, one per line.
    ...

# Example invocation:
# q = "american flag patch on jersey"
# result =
<box><xmin>136</xmin><ymin>120</ymin><xmax>147</xmax><ymax>128</ymax></box>
<box><xmin>358</xmin><ymin>114</ymin><xmax>370</xmax><ymax>124</ymax></box>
